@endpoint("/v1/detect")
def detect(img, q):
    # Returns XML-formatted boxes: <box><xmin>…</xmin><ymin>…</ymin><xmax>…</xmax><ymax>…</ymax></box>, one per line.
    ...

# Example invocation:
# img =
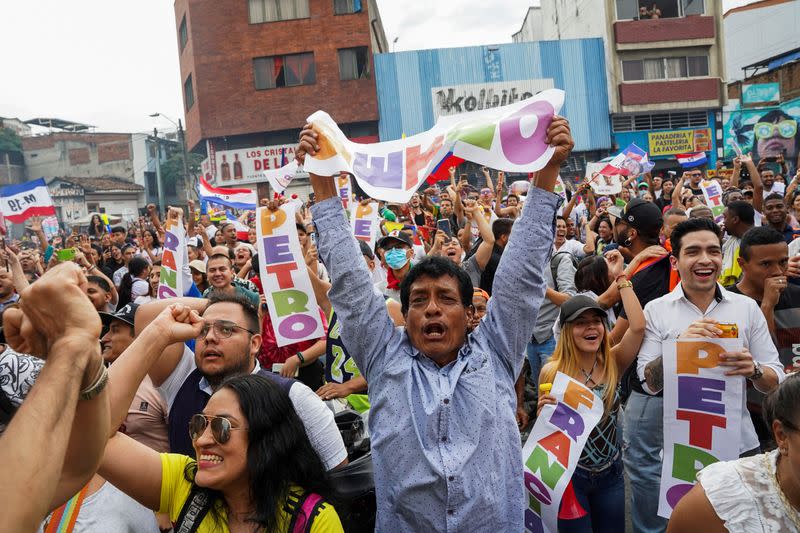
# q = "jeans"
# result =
<box><xmin>526</xmin><ymin>335</ymin><xmax>557</xmax><ymax>387</ymax></box>
<box><xmin>558</xmin><ymin>457</ymin><xmax>625</xmax><ymax>533</ymax></box>
<box><xmin>623</xmin><ymin>391</ymin><xmax>667</xmax><ymax>533</ymax></box>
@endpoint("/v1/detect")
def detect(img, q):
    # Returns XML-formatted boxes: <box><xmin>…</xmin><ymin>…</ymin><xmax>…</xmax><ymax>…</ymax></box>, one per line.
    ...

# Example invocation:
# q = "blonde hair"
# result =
<box><xmin>540</xmin><ymin>318</ymin><xmax>618</xmax><ymax>414</ymax></box>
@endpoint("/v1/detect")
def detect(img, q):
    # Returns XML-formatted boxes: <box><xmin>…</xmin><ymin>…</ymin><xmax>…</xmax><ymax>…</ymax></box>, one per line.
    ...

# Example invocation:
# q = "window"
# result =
<box><xmin>338</xmin><ymin>47</ymin><xmax>369</xmax><ymax>80</ymax></box>
<box><xmin>621</xmin><ymin>55</ymin><xmax>709</xmax><ymax>81</ymax></box>
<box><xmin>248</xmin><ymin>0</ymin><xmax>309</xmax><ymax>23</ymax></box>
<box><xmin>334</xmin><ymin>0</ymin><xmax>361</xmax><ymax>14</ymax></box>
<box><xmin>687</xmin><ymin>55</ymin><xmax>709</xmax><ymax>76</ymax></box>
<box><xmin>179</xmin><ymin>16</ymin><xmax>188</xmax><ymax>51</ymax></box>
<box><xmin>253</xmin><ymin>52</ymin><xmax>316</xmax><ymax>89</ymax></box>
<box><xmin>183</xmin><ymin>75</ymin><xmax>194</xmax><ymax>110</ymax></box>
<box><xmin>617</xmin><ymin>0</ymin><xmax>704</xmax><ymax>20</ymax></box>
<box><xmin>612</xmin><ymin>111</ymin><xmax>708</xmax><ymax>132</ymax></box>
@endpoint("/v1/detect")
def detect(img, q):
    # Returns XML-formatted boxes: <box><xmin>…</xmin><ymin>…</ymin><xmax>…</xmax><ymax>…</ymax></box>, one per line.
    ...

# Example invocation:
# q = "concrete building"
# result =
<box><xmin>48</xmin><ymin>177</ymin><xmax>144</xmax><ymax>224</ymax></box>
<box><xmin>374</xmin><ymin>39</ymin><xmax>613</xmax><ymax>182</ymax></box>
<box><xmin>22</xmin><ymin>132</ymin><xmax>137</xmax><ymax>182</ymax></box>
<box><xmin>724</xmin><ymin>0</ymin><xmax>800</xmax><ymax>82</ymax></box>
<box><xmin>174</xmin><ymin>0</ymin><xmax>388</xmax><ymax>195</ymax></box>
<box><xmin>509</xmin><ymin>1</ymin><xmax>726</xmax><ymax>170</ymax></box>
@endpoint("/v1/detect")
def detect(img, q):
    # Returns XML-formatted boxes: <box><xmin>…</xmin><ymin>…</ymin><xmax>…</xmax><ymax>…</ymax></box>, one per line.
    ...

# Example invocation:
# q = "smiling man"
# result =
<box><xmin>296</xmin><ymin>116</ymin><xmax>573</xmax><ymax>532</ymax></box>
<box><xmin>631</xmin><ymin>217</ymin><xmax>784</xmax><ymax>532</ymax></box>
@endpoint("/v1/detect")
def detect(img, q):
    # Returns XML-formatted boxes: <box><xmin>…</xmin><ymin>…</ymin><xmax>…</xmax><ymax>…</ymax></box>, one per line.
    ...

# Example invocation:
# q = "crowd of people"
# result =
<box><xmin>1</xmin><ymin>114</ymin><xmax>799</xmax><ymax>533</ymax></box>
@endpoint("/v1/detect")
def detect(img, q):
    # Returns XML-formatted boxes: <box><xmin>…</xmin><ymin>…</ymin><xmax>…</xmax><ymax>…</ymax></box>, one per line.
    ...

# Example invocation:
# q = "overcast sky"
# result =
<box><xmin>0</xmin><ymin>0</ymin><xmax>757</xmax><ymax>135</ymax></box>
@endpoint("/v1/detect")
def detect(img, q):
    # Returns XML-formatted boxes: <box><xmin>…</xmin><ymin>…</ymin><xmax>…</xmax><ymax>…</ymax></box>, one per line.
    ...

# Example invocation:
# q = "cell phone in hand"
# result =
<box><xmin>56</xmin><ymin>248</ymin><xmax>76</xmax><ymax>262</ymax></box>
<box><xmin>436</xmin><ymin>218</ymin><xmax>453</xmax><ymax>238</ymax></box>
<box><xmin>459</xmin><ymin>173</ymin><xmax>468</xmax><ymax>182</ymax></box>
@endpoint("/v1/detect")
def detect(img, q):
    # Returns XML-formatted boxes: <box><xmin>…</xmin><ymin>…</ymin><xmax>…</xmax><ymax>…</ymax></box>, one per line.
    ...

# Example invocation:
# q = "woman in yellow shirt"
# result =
<box><xmin>99</xmin><ymin>374</ymin><xmax>343</xmax><ymax>532</ymax></box>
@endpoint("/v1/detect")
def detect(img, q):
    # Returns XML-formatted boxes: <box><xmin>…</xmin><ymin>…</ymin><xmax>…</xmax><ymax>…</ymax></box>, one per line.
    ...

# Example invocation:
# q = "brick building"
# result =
<box><xmin>175</xmin><ymin>0</ymin><xmax>388</xmax><ymax>191</ymax></box>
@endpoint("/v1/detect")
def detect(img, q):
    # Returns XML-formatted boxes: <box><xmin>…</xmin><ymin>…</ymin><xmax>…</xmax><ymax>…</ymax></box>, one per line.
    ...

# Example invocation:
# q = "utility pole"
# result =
<box><xmin>153</xmin><ymin>128</ymin><xmax>165</xmax><ymax>215</ymax></box>
<box><xmin>178</xmin><ymin>119</ymin><xmax>193</xmax><ymax>200</ymax></box>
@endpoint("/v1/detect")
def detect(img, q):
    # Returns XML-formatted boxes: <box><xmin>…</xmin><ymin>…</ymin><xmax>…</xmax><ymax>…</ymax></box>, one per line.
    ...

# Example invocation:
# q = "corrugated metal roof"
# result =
<box><xmin>374</xmin><ymin>39</ymin><xmax>612</xmax><ymax>152</ymax></box>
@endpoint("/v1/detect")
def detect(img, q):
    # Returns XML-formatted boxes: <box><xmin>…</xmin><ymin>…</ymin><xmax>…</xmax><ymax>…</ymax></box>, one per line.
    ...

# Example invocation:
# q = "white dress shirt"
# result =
<box><xmin>636</xmin><ymin>282</ymin><xmax>785</xmax><ymax>453</ymax></box>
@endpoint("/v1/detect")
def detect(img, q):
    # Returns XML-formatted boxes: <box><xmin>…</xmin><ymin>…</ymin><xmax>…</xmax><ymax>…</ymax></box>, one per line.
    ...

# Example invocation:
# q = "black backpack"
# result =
<box><xmin>0</xmin><ymin>386</ymin><xmax>17</xmax><ymax>427</ymax></box>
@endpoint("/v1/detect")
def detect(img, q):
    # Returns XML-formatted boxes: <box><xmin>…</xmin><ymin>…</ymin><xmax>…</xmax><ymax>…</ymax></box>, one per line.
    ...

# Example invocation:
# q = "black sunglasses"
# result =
<box><xmin>189</xmin><ymin>414</ymin><xmax>248</xmax><ymax>444</ymax></box>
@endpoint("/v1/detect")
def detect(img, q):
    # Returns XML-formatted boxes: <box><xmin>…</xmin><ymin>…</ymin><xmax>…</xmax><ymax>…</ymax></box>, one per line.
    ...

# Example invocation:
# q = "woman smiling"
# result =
<box><xmin>99</xmin><ymin>374</ymin><xmax>343</xmax><ymax>532</ymax></box>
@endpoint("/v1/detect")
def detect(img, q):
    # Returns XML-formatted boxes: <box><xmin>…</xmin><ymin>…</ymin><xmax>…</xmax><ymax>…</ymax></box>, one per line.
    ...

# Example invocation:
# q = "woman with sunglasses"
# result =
<box><xmin>98</xmin><ymin>374</ymin><xmax>343</xmax><ymax>532</ymax></box>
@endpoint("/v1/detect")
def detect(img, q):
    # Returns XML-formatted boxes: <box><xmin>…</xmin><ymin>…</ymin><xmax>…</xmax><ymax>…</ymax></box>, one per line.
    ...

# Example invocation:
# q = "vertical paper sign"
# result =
<box><xmin>522</xmin><ymin>372</ymin><xmax>604</xmax><ymax>533</ymax></box>
<box><xmin>42</xmin><ymin>216</ymin><xmax>60</xmax><ymax>240</ymax></box>
<box><xmin>336</xmin><ymin>174</ymin><xmax>352</xmax><ymax>210</ymax></box>
<box><xmin>658</xmin><ymin>338</ymin><xmax>744</xmax><ymax>518</ymax></box>
<box><xmin>256</xmin><ymin>203</ymin><xmax>325</xmax><ymax>347</ymax></box>
<box><xmin>158</xmin><ymin>214</ymin><xmax>186</xmax><ymax>299</ymax></box>
<box><xmin>350</xmin><ymin>201</ymin><xmax>379</xmax><ymax>249</ymax></box>
<box><xmin>700</xmin><ymin>180</ymin><xmax>725</xmax><ymax>224</ymax></box>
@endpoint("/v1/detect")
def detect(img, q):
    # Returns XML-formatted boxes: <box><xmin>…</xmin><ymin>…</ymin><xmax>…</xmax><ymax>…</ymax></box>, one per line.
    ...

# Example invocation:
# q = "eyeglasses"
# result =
<box><xmin>199</xmin><ymin>320</ymin><xmax>256</xmax><ymax>340</ymax></box>
<box><xmin>754</xmin><ymin>120</ymin><xmax>797</xmax><ymax>140</ymax></box>
<box><xmin>189</xmin><ymin>414</ymin><xmax>248</xmax><ymax>444</ymax></box>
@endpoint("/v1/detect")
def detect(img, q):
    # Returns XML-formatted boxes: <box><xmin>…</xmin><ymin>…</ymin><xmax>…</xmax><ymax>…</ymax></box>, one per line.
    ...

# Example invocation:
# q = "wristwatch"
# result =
<box><xmin>747</xmin><ymin>360</ymin><xmax>764</xmax><ymax>381</ymax></box>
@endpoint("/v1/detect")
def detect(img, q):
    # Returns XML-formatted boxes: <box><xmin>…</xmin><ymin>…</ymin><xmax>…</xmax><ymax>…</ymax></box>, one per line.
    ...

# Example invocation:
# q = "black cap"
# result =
<box><xmin>99</xmin><ymin>302</ymin><xmax>139</xmax><ymax>328</ymax></box>
<box><xmin>378</xmin><ymin>230</ymin><xmax>413</xmax><ymax>249</ymax></box>
<box><xmin>559</xmin><ymin>295</ymin><xmax>607</xmax><ymax>327</ymax></box>
<box><xmin>618</xmin><ymin>198</ymin><xmax>663</xmax><ymax>234</ymax></box>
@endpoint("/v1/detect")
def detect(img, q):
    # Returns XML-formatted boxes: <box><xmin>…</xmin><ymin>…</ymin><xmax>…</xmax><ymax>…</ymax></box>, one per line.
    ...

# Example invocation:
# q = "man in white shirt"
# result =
<box><xmin>631</xmin><ymin>217</ymin><xmax>784</xmax><ymax>532</ymax></box>
<box><xmin>554</xmin><ymin>215</ymin><xmax>586</xmax><ymax>259</ymax></box>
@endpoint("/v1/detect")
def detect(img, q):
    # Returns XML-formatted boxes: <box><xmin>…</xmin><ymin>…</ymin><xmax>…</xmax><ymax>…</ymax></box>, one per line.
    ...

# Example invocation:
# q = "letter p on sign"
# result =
<box><xmin>259</xmin><ymin>208</ymin><xmax>287</xmax><ymax>236</ymax></box>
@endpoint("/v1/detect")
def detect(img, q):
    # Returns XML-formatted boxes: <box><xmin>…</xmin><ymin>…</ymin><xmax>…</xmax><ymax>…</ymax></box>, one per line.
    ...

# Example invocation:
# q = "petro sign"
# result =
<box><xmin>431</xmin><ymin>79</ymin><xmax>554</xmax><ymax>119</ymax></box>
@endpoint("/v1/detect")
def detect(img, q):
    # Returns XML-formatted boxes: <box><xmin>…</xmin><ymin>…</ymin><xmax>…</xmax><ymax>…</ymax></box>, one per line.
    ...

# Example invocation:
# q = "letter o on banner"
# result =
<box><xmin>666</xmin><ymin>483</ymin><xmax>693</xmax><ymax>510</ymax></box>
<box><xmin>277</xmin><ymin>314</ymin><xmax>318</xmax><ymax>340</ymax></box>
<box><xmin>499</xmin><ymin>100</ymin><xmax>554</xmax><ymax>165</ymax></box>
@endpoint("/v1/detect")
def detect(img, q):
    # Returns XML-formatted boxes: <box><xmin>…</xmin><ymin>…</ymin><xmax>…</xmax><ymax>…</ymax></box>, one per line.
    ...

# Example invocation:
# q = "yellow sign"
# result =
<box><xmin>648</xmin><ymin>130</ymin><xmax>695</xmax><ymax>156</ymax></box>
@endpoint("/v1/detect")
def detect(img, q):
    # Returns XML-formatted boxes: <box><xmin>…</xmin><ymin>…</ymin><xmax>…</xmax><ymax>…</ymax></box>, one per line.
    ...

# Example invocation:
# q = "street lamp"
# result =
<box><xmin>392</xmin><ymin>37</ymin><xmax>399</xmax><ymax>53</ymax></box>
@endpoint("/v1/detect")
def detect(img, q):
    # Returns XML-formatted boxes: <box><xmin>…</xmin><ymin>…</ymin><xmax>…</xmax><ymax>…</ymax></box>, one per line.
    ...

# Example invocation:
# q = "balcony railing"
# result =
<box><xmin>614</xmin><ymin>16</ymin><xmax>715</xmax><ymax>44</ymax></box>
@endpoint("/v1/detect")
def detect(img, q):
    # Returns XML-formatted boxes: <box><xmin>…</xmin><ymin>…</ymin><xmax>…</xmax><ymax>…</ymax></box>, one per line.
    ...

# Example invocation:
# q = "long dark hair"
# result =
<box><xmin>185</xmin><ymin>374</ymin><xmax>333</xmax><ymax>531</ymax></box>
<box><xmin>575</xmin><ymin>255</ymin><xmax>611</xmax><ymax>295</ymax></box>
<box><xmin>118</xmin><ymin>256</ymin><xmax>150</xmax><ymax>307</ymax></box>
<box><xmin>143</xmin><ymin>228</ymin><xmax>162</xmax><ymax>249</ymax></box>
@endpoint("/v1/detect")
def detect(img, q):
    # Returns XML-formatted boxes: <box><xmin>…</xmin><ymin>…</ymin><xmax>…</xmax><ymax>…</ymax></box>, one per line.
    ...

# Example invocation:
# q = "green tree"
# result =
<box><xmin>159</xmin><ymin>151</ymin><xmax>204</xmax><ymax>187</ymax></box>
<box><xmin>0</xmin><ymin>128</ymin><xmax>22</xmax><ymax>152</ymax></box>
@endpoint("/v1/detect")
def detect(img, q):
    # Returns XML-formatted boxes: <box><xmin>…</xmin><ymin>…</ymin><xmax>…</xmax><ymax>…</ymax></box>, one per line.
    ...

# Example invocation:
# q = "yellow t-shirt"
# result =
<box><xmin>159</xmin><ymin>453</ymin><xmax>343</xmax><ymax>533</ymax></box>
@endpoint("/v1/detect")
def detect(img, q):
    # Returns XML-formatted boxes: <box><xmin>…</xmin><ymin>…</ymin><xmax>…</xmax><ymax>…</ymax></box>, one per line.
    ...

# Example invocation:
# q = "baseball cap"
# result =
<box><xmin>559</xmin><ymin>295</ymin><xmax>606</xmax><ymax>327</ymax></box>
<box><xmin>378</xmin><ymin>229</ymin><xmax>413</xmax><ymax>249</ymax></box>
<box><xmin>189</xmin><ymin>259</ymin><xmax>206</xmax><ymax>273</ymax></box>
<box><xmin>100</xmin><ymin>302</ymin><xmax>139</xmax><ymax>328</ymax></box>
<box><xmin>617</xmin><ymin>198</ymin><xmax>663</xmax><ymax>234</ymax></box>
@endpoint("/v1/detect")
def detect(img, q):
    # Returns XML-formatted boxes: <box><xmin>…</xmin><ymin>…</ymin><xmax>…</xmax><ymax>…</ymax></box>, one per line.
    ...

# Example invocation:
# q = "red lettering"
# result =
<box><xmin>538</xmin><ymin>430</ymin><xmax>571</xmax><ymax>467</ymax></box>
<box><xmin>267</xmin><ymin>262</ymin><xmax>298</xmax><ymax>289</ymax></box>
<box><xmin>162</xmin><ymin>249</ymin><xmax>176</xmax><ymax>270</ymax></box>
<box><xmin>254</xmin><ymin>160</ymin><xmax>262</xmax><ymax>171</ymax></box>
<box><xmin>405</xmin><ymin>135</ymin><xmax>445</xmax><ymax>189</ymax></box>
<box><xmin>676</xmin><ymin>410</ymin><xmax>727</xmax><ymax>449</ymax></box>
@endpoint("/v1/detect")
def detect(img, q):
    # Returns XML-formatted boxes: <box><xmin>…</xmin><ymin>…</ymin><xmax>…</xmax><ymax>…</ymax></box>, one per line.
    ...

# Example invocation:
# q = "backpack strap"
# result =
<box><xmin>288</xmin><ymin>492</ymin><xmax>325</xmax><ymax>533</ymax></box>
<box><xmin>550</xmin><ymin>251</ymin><xmax>571</xmax><ymax>293</ymax></box>
<box><xmin>173</xmin><ymin>486</ymin><xmax>213</xmax><ymax>533</ymax></box>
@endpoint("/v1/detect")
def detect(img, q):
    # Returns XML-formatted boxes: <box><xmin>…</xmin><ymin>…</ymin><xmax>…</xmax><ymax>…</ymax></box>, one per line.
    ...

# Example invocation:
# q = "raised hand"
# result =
<box><xmin>4</xmin><ymin>263</ymin><xmax>101</xmax><ymax>358</ymax></box>
<box><xmin>545</xmin><ymin>115</ymin><xmax>574</xmax><ymax>166</ymax></box>
<box><xmin>149</xmin><ymin>303</ymin><xmax>205</xmax><ymax>346</ymax></box>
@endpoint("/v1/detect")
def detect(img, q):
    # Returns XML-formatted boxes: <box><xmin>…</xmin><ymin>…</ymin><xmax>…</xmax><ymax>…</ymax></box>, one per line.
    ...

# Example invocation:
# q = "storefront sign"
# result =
<box><xmin>209</xmin><ymin>144</ymin><xmax>296</xmax><ymax>185</ymax></box>
<box><xmin>742</xmin><ymin>83</ymin><xmax>780</xmax><ymax>105</ymax></box>
<box><xmin>648</xmin><ymin>129</ymin><xmax>711</xmax><ymax>156</ymax></box>
<box><xmin>431</xmin><ymin>79</ymin><xmax>554</xmax><ymax>119</ymax></box>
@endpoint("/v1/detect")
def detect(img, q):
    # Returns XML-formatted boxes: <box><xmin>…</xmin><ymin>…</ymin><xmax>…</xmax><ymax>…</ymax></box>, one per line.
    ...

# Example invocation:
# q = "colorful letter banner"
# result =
<box><xmin>350</xmin><ymin>201</ymin><xmax>379</xmax><ymax>250</ymax></box>
<box><xmin>256</xmin><ymin>203</ymin><xmax>325</xmax><ymax>347</ymax></box>
<box><xmin>658</xmin><ymin>338</ymin><xmax>744</xmax><ymax>519</ymax></box>
<box><xmin>699</xmin><ymin>180</ymin><xmax>725</xmax><ymax>223</ymax></box>
<box><xmin>336</xmin><ymin>174</ymin><xmax>352</xmax><ymax>210</ymax></box>
<box><xmin>521</xmin><ymin>372</ymin><xmax>604</xmax><ymax>533</ymax></box>
<box><xmin>158</xmin><ymin>213</ymin><xmax>186</xmax><ymax>300</ymax></box>
<box><xmin>303</xmin><ymin>89</ymin><xmax>565</xmax><ymax>203</ymax></box>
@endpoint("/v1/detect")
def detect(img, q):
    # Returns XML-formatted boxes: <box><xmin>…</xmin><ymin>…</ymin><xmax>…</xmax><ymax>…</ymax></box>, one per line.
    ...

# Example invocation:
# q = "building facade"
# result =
<box><xmin>175</xmin><ymin>0</ymin><xmax>388</xmax><ymax>194</ymax></box>
<box><xmin>602</xmin><ymin>0</ymin><xmax>727</xmax><ymax>170</ymax></box>
<box><xmin>48</xmin><ymin>177</ymin><xmax>144</xmax><ymax>224</ymax></box>
<box><xmin>373</xmin><ymin>39</ymin><xmax>613</xmax><ymax>182</ymax></box>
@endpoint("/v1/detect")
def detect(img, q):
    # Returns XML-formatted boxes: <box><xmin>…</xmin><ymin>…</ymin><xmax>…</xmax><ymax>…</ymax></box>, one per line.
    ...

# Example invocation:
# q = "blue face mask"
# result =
<box><xmin>385</xmin><ymin>248</ymin><xmax>409</xmax><ymax>270</ymax></box>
